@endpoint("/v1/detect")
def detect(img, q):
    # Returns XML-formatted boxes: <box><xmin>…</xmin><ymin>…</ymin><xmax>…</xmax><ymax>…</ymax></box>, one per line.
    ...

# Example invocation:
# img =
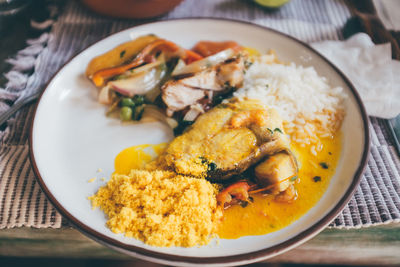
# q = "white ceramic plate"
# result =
<box><xmin>30</xmin><ymin>19</ymin><xmax>369</xmax><ymax>266</ymax></box>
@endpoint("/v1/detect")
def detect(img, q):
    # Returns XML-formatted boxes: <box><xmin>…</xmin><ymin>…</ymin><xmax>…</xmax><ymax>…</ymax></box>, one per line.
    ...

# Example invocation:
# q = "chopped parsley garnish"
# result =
<box><xmin>267</xmin><ymin>128</ymin><xmax>274</xmax><ymax>134</ymax></box>
<box><xmin>216</xmin><ymin>103</ymin><xmax>229</xmax><ymax>109</ymax></box>
<box><xmin>199</xmin><ymin>157</ymin><xmax>217</xmax><ymax>173</ymax></box>
<box><xmin>212</xmin><ymin>87</ymin><xmax>235</xmax><ymax>106</ymax></box>
<box><xmin>244</xmin><ymin>60</ymin><xmax>253</xmax><ymax>69</ymax></box>
<box><xmin>313</xmin><ymin>176</ymin><xmax>322</xmax><ymax>182</ymax></box>
<box><xmin>213</xmin><ymin>90</ymin><xmax>236</xmax><ymax>106</ymax></box>
<box><xmin>274</xmin><ymin>128</ymin><xmax>283</xmax><ymax>133</ymax></box>
<box><xmin>213</xmin><ymin>95</ymin><xmax>225</xmax><ymax>105</ymax></box>
<box><xmin>159</xmin><ymin>63</ymin><xmax>167</xmax><ymax>71</ymax></box>
<box><xmin>290</xmin><ymin>175</ymin><xmax>298</xmax><ymax>182</ymax></box>
<box><xmin>222</xmin><ymin>81</ymin><xmax>231</xmax><ymax>90</ymax></box>
<box><xmin>134</xmin><ymin>106</ymin><xmax>145</xmax><ymax>121</ymax></box>
<box><xmin>132</xmin><ymin>95</ymin><xmax>145</xmax><ymax>105</ymax></box>
<box><xmin>120</xmin><ymin>50</ymin><xmax>126</xmax><ymax>58</ymax></box>
<box><xmin>173</xmin><ymin>120</ymin><xmax>194</xmax><ymax>136</ymax></box>
<box><xmin>199</xmin><ymin>156</ymin><xmax>208</xmax><ymax>164</ymax></box>
<box><xmin>240</xmin><ymin>200</ymin><xmax>249</xmax><ymax>208</ymax></box>
<box><xmin>319</xmin><ymin>162</ymin><xmax>329</xmax><ymax>169</ymax></box>
<box><xmin>208</xmin><ymin>162</ymin><xmax>217</xmax><ymax>172</ymax></box>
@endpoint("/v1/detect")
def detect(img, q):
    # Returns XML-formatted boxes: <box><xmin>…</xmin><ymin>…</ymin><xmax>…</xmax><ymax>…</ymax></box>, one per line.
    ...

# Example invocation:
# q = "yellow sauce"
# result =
<box><xmin>217</xmin><ymin>133</ymin><xmax>341</xmax><ymax>238</ymax></box>
<box><xmin>113</xmin><ymin>134</ymin><xmax>341</xmax><ymax>240</ymax></box>
<box><xmin>114</xmin><ymin>143</ymin><xmax>167</xmax><ymax>174</ymax></box>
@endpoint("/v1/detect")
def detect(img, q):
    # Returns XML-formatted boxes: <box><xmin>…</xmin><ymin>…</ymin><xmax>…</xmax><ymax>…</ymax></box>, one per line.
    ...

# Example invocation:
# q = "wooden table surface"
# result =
<box><xmin>1</xmin><ymin>224</ymin><xmax>400</xmax><ymax>265</ymax></box>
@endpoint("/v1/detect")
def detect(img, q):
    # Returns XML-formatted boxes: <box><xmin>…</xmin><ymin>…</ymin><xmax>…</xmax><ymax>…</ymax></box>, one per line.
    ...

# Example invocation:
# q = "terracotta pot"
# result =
<box><xmin>81</xmin><ymin>0</ymin><xmax>183</xmax><ymax>19</ymax></box>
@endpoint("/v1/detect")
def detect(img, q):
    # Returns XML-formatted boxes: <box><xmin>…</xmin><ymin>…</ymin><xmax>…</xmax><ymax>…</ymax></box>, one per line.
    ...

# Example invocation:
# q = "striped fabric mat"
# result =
<box><xmin>0</xmin><ymin>0</ymin><xmax>399</xmax><ymax>229</ymax></box>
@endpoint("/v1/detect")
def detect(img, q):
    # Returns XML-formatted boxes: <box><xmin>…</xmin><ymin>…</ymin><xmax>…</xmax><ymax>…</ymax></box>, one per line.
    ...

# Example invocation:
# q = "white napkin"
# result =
<box><xmin>373</xmin><ymin>0</ymin><xmax>400</xmax><ymax>31</ymax></box>
<box><xmin>311</xmin><ymin>33</ymin><xmax>400</xmax><ymax>119</ymax></box>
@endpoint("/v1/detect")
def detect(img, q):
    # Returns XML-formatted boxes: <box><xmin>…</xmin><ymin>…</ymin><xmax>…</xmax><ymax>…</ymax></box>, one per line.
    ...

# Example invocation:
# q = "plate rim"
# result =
<box><xmin>29</xmin><ymin>17</ymin><xmax>370</xmax><ymax>266</ymax></box>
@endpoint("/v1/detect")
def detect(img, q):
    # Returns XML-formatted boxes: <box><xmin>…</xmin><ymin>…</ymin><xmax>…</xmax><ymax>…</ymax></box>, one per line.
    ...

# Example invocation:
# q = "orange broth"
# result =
<box><xmin>113</xmin><ymin>134</ymin><xmax>341</xmax><ymax>239</ymax></box>
<box><xmin>218</xmin><ymin>133</ymin><xmax>341</xmax><ymax>238</ymax></box>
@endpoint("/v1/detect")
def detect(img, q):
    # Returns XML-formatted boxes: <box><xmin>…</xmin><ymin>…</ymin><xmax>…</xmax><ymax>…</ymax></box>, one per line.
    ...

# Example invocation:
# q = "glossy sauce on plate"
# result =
<box><xmin>113</xmin><ymin>134</ymin><xmax>340</xmax><ymax>239</ymax></box>
<box><xmin>218</xmin><ymin>134</ymin><xmax>341</xmax><ymax>238</ymax></box>
<box><xmin>114</xmin><ymin>143</ymin><xmax>167</xmax><ymax>175</ymax></box>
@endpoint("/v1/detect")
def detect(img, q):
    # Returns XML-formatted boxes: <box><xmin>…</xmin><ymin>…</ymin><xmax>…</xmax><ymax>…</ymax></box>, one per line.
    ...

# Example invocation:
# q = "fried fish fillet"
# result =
<box><xmin>156</xmin><ymin>99</ymin><xmax>294</xmax><ymax>183</ymax></box>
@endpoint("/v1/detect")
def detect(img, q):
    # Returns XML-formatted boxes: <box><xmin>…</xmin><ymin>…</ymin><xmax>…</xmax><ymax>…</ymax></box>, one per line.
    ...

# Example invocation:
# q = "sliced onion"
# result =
<box><xmin>183</xmin><ymin>104</ymin><xmax>205</xmax><ymax>121</ymax></box>
<box><xmin>171</xmin><ymin>58</ymin><xmax>186</xmax><ymax>76</ymax></box>
<box><xmin>165</xmin><ymin>117</ymin><xmax>178</xmax><ymax>129</ymax></box>
<box><xmin>141</xmin><ymin>105</ymin><xmax>178</xmax><ymax>129</ymax></box>
<box><xmin>141</xmin><ymin>105</ymin><xmax>163</xmax><ymax>121</ymax></box>
<box><xmin>140</xmin><ymin>105</ymin><xmax>178</xmax><ymax>129</ymax></box>
<box><xmin>172</xmin><ymin>49</ymin><xmax>235</xmax><ymax>77</ymax></box>
<box><xmin>145</xmin><ymin>67</ymin><xmax>167</xmax><ymax>102</ymax></box>
<box><xmin>98</xmin><ymin>85</ymin><xmax>112</xmax><ymax>104</ymax></box>
<box><xmin>115</xmin><ymin>53</ymin><xmax>166</xmax><ymax>80</ymax></box>
<box><xmin>109</xmin><ymin>66</ymin><xmax>166</xmax><ymax>97</ymax></box>
<box><xmin>144</xmin><ymin>84</ymin><xmax>161</xmax><ymax>102</ymax></box>
<box><xmin>183</xmin><ymin>108</ymin><xmax>201</xmax><ymax>121</ymax></box>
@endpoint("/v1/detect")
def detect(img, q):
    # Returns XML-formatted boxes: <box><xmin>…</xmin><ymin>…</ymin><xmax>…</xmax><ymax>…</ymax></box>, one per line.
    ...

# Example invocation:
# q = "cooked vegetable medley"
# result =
<box><xmin>86</xmin><ymin>35</ymin><xmax>247</xmax><ymax>132</ymax></box>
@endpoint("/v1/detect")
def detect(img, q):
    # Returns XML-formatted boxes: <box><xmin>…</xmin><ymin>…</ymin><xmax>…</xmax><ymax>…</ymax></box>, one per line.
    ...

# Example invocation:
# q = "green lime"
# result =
<box><xmin>254</xmin><ymin>0</ymin><xmax>289</xmax><ymax>8</ymax></box>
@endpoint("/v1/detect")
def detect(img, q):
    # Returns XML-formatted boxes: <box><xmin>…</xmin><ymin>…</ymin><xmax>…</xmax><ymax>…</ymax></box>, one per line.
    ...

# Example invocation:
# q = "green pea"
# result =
<box><xmin>120</xmin><ymin>106</ymin><xmax>133</xmax><ymax>121</ymax></box>
<box><xmin>120</xmin><ymin>97</ymin><xmax>135</xmax><ymax>107</ymax></box>
<box><xmin>133</xmin><ymin>95</ymin><xmax>145</xmax><ymax>105</ymax></box>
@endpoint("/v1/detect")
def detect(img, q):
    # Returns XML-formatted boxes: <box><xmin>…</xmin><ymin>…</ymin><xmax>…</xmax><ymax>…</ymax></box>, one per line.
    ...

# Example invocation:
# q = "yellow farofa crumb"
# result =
<box><xmin>89</xmin><ymin>169</ymin><xmax>222</xmax><ymax>247</ymax></box>
<box><xmin>88</xmin><ymin>177</ymin><xmax>96</xmax><ymax>183</ymax></box>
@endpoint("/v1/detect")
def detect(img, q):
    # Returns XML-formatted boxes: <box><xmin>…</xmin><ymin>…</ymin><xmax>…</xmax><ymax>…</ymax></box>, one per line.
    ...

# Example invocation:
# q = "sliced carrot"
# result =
<box><xmin>192</xmin><ymin>41</ymin><xmax>242</xmax><ymax>57</ymax></box>
<box><xmin>184</xmin><ymin>49</ymin><xmax>203</xmax><ymax>64</ymax></box>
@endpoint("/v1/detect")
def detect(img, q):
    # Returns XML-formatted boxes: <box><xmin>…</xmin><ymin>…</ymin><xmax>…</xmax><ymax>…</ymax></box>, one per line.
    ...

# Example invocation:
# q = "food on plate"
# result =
<box><xmin>152</xmin><ymin>98</ymin><xmax>299</xmax><ymax>208</ymax></box>
<box><xmin>86</xmin><ymin>35</ymin><xmax>159</xmax><ymax>78</ymax></box>
<box><xmin>155</xmin><ymin>99</ymin><xmax>294</xmax><ymax>183</ymax></box>
<box><xmin>192</xmin><ymin>40</ymin><xmax>242</xmax><ymax>57</ymax></box>
<box><xmin>89</xmin><ymin>169</ymin><xmax>222</xmax><ymax>247</ymax></box>
<box><xmin>86</xmin><ymin>35</ymin><xmax>247</xmax><ymax>124</ymax></box>
<box><xmin>234</xmin><ymin>54</ymin><xmax>345</xmax><ymax>152</ymax></box>
<box><xmin>88</xmin><ymin>36</ymin><xmax>346</xmax><ymax>247</ymax></box>
<box><xmin>162</xmin><ymin>49</ymin><xmax>245</xmax><ymax>117</ymax></box>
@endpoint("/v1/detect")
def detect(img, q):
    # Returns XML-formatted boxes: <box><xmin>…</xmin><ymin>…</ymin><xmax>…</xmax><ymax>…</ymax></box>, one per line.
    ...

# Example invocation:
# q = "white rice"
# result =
<box><xmin>234</xmin><ymin>55</ymin><xmax>346</xmax><ymax>148</ymax></box>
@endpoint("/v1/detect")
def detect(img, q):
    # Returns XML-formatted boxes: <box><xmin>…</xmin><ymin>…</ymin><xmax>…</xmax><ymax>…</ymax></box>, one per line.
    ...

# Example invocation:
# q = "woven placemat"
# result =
<box><xmin>0</xmin><ymin>0</ymin><xmax>399</xmax><ymax>229</ymax></box>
